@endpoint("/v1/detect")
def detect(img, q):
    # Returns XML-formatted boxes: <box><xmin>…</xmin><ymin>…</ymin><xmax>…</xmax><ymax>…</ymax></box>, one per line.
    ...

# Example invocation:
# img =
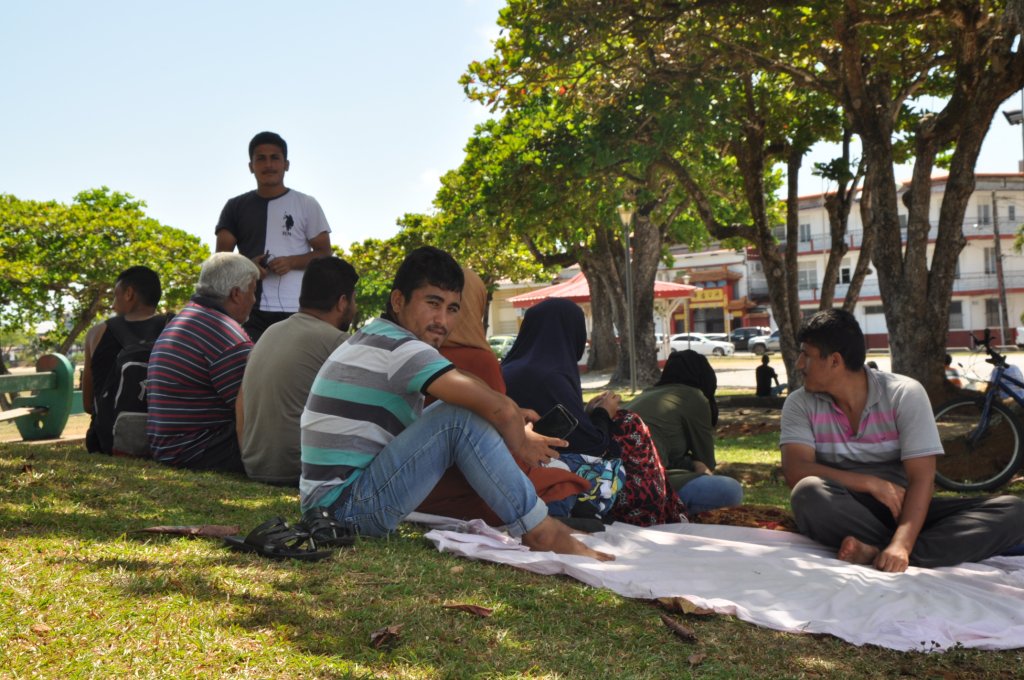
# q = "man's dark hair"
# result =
<box><xmin>761</xmin><ymin>354</ymin><xmax>770</xmax><ymax>366</ymax></box>
<box><xmin>116</xmin><ymin>266</ymin><xmax>161</xmax><ymax>307</ymax></box>
<box><xmin>385</xmin><ymin>247</ymin><xmax>464</xmax><ymax>317</ymax></box>
<box><xmin>796</xmin><ymin>308</ymin><xmax>866</xmax><ymax>371</ymax></box>
<box><xmin>248</xmin><ymin>131</ymin><xmax>287</xmax><ymax>159</ymax></box>
<box><xmin>299</xmin><ymin>257</ymin><xmax>359</xmax><ymax>311</ymax></box>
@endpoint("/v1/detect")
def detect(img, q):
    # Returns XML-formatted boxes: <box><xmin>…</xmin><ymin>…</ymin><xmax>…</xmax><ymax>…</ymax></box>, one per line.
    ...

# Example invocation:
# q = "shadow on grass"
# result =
<box><xmin>1</xmin><ymin>442</ymin><xmax>711</xmax><ymax>675</ymax></box>
<box><xmin>0</xmin><ymin>441</ymin><xmax>299</xmax><ymax>540</ymax></box>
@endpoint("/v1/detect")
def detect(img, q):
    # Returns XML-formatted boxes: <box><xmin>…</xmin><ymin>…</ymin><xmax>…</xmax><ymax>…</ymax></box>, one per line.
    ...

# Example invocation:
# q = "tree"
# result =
<box><xmin>724</xmin><ymin>1</ymin><xmax>1024</xmax><ymax>395</ymax></box>
<box><xmin>0</xmin><ymin>188</ymin><xmax>209</xmax><ymax>366</ymax></box>
<box><xmin>466</xmin><ymin>0</ymin><xmax>1024</xmax><ymax>395</ymax></box>
<box><xmin>463</xmin><ymin>2</ymin><xmax>832</xmax><ymax>386</ymax></box>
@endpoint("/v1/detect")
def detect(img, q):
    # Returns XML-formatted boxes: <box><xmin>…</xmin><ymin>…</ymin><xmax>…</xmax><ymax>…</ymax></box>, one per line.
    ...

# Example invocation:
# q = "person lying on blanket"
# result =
<box><xmin>780</xmin><ymin>308</ymin><xmax>1024</xmax><ymax>572</ymax></box>
<box><xmin>298</xmin><ymin>246</ymin><xmax>612</xmax><ymax>561</ymax></box>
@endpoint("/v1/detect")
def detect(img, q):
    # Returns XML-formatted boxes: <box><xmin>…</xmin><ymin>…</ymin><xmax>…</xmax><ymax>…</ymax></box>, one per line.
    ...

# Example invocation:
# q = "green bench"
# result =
<box><xmin>0</xmin><ymin>354</ymin><xmax>84</xmax><ymax>441</ymax></box>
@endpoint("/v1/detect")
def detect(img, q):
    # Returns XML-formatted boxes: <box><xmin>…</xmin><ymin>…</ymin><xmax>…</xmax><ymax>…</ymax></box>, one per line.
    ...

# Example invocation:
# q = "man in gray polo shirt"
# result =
<box><xmin>781</xmin><ymin>308</ymin><xmax>1024</xmax><ymax>571</ymax></box>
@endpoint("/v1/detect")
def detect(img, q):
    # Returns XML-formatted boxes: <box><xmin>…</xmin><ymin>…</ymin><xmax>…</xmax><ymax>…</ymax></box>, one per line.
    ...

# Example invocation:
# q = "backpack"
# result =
<box><xmin>92</xmin><ymin>315</ymin><xmax>169</xmax><ymax>454</ymax></box>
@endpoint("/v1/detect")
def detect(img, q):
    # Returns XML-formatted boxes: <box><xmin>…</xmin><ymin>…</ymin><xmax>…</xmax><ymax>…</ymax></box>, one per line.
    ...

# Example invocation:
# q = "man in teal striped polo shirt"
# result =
<box><xmin>299</xmin><ymin>246</ymin><xmax>612</xmax><ymax>561</ymax></box>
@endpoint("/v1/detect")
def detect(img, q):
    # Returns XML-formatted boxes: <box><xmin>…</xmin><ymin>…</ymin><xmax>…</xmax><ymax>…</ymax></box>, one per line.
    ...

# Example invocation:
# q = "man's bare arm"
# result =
<box><xmin>81</xmin><ymin>323</ymin><xmax>106</xmax><ymax>413</ymax></box>
<box><xmin>215</xmin><ymin>230</ymin><xmax>237</xmax><ymax>253</ymax></box>
<box><xmin>427</xmin><ymin>369</ymin><xmax>565</xmax><ymax>468</ymax></box>
<box><xmin>781</xmin><ymin>442</ymin><xmax>906</xmax><ymax>518</ymax></box>
<box><xmin>874</xmin><ymin>455</ymin><xmax>935</xmax><ymax>572</ymax></box>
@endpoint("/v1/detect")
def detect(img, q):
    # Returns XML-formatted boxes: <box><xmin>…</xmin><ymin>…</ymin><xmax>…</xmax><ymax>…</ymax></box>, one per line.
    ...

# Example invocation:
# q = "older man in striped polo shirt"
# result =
<box><xmin>781</xmin><ymin>308</ymin><xmax>1024</xmax><ymax>572</ymax></box>
<box><xmin>147</xmin><ymin>253</ymin><xmax>258</xmax><ymax>472</ymax></box>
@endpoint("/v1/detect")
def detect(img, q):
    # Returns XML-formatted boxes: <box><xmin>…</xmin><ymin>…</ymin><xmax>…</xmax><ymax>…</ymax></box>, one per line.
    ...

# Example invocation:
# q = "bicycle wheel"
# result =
<box><xmin>933</xmin><ymin>397</ymin><xmax>1024</xmax><ymax>492</ymax></box>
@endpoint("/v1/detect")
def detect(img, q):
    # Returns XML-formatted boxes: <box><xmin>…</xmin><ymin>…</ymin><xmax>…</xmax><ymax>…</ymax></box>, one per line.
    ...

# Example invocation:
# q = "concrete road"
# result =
<box><xmin>584</xmin><ymin>349</ymin><xmax>1024</xmax><ymax>391</ymax></box>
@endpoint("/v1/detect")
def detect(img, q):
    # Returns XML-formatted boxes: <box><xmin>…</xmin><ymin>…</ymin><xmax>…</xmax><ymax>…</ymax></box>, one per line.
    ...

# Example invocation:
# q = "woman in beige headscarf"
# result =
<box><xmin>437</xmin><ymin>268</ymin><xmax>505</xmax><ymax>393</ymax></box>
<box><xmin>417</xmin><ymin>268</ymin><xmax>588</xmax><ymax>524</ymax></box>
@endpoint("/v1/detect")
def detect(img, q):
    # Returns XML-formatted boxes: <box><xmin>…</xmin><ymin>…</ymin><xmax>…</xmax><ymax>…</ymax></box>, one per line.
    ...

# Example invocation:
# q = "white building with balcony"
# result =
<box><xmin>781</xmin><ymin>173</ymin><xmax>1024</xmax><ymax>348</ymax></box>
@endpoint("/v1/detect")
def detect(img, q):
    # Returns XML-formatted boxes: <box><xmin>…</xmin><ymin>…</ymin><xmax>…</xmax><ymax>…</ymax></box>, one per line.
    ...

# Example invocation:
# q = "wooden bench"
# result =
<box><xmin>0</xmin><ymin>353</ymin><xmax>80</xmax><ymax>441</ymax></box>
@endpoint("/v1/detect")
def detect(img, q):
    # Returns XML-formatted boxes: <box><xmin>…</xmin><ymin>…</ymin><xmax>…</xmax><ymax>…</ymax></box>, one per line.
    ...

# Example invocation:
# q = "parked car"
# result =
<box><xmin>749</xmin><ymin>330</ymin><xmax>781</xmax><ymax>356</ymax></box>
<box><xmin>488</xmin><ymin>334</ymin><xmax>517</xmax><ymax>359</ymax></box>
<box><xmin>729</xmin><ymin>326</ymin><xmax>771</xmax><ymax>351</ymax></box>
<box><xmin>669</xmin><ymin>333</ymin><xmax>735</xmax><ymax>357</ymax></box>
<box><xmin>704</xmin><ymin>333</ymin><xmax>729</xmax><ymax>343</ymax></box>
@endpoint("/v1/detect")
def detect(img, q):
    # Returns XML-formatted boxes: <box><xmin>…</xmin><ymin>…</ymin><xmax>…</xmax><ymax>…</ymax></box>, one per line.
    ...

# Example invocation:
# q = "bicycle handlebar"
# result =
<box><xmin>970</xmin><ymin>328</ymin><xmax>1008</xmax><ymax>367</ymax></box>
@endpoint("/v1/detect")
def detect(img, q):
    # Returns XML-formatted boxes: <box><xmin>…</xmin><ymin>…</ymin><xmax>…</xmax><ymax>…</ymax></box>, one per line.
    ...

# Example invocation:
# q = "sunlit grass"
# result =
<box><xmin>3</xmin><ymin>424</ymin><xmax>1024</xmax><ymax>677</ymax></box>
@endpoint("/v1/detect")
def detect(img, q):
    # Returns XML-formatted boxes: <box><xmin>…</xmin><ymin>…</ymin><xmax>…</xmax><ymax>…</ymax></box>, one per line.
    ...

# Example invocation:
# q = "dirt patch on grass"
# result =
<box><xmin>717</xmin><ymin>407</ymin><xmax>781</xmax><ymax>438</ymax></box>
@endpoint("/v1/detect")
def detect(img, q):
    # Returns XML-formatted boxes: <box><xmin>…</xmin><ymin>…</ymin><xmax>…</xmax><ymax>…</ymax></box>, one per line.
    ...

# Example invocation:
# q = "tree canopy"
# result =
<box><xmin>455</xmin><ymin>0</ymin><xmax>1024</xmax><ymax>393</ymax></box>
<box><xmin>0</xmin><ymin>187</ymin><xmax>209</xmax><ymax>359</ymax></box>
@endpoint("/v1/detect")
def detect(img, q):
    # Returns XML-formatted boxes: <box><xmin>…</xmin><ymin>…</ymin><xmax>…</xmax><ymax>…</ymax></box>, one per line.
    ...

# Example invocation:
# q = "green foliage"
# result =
<box><xmin>0</xmin><ymin>188</ymin><xmax>209</xmax><ymax>351</ymax></box>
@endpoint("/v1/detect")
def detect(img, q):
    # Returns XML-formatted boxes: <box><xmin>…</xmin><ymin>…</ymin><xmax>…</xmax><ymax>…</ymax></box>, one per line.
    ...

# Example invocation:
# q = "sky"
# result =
<box><xmin>5</xmin><ymin>2</ymin><xmax>1024</xmax><ymax>254</ymax></box>
<box><xmin>3</xmin><ymin>0</ymin><xmax>504</xmax><ymax>251</ymax></box>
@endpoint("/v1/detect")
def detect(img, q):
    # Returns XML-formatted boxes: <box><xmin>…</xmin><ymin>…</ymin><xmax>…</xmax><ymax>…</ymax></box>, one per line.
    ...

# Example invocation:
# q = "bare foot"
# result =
<box><xmin>522</xmin><ymin>517</ymin><xmax>614</xmax><ymax>561</ymax></box>
<box><xmin>837</xmin><ymin>536</ymin><xmax>880</xmax><ymax>565</ymax></box>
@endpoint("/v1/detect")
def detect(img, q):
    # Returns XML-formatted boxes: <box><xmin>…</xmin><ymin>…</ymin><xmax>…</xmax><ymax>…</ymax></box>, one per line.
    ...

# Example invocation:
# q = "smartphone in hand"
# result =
<box><xmin>532</xmin><ymin>404</ymin><xmax>579</xmax><ymax>439</ymax></box>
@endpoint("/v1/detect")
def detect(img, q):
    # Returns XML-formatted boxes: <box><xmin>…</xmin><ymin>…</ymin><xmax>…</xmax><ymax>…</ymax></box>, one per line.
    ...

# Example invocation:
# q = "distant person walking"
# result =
<box><xmin>215</xmin><ymin>131</ymin><xmax>332</xmax><ymax>341</ymax></box>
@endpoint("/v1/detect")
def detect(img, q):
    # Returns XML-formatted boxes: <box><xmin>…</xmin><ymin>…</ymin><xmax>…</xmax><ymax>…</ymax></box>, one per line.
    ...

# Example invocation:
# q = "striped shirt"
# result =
<box><xmin>299</xmin><ymin>318</ymin><xmax>453</xmax><ymax>511</ymax></box>
<box><xmin>780</xmin><ymin>368</ymin><xmax>943</xmax><ymax>486</ymax></box>
<box><xmin>146</xmin><ymin>298</ymin><xmax>253</xmax><ymax>466</ymax></box>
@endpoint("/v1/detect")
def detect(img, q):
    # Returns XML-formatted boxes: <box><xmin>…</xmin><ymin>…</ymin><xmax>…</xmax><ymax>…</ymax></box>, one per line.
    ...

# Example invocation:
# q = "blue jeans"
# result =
<box><xmin>678</xmin><ymin>474</ymin><xmax>744</xmax><ymax>515</ymax></box>
<box><xmin>331</xmin><ymin>403</ymin><xmax>547</xmax><ymax>538</ymax></box>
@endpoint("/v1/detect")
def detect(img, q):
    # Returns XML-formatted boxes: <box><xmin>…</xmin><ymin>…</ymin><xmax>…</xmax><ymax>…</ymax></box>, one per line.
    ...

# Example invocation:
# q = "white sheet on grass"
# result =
<box><xmin>409</xmin><ymin>512</ymin><xmax>1024</xmax><ymax>652</ymax></box>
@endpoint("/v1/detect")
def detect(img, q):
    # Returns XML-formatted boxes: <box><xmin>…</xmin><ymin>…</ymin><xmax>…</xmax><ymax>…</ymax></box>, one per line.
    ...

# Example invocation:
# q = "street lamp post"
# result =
<box><xmin>617</xmin><ymin>205</ymin><xmax>637</xmax><ymax>394</ymax></box>
<box><xmin>1003</xmin><ymin>90</ymin><xmax>1024</xmax><ymax>172</ymax></box>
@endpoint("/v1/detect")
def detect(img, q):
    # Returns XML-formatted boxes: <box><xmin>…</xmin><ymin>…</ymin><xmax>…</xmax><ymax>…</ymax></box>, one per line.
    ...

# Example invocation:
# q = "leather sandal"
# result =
<box><xmin>299</xmin><ymin>507</ymin><xmax>356</xmax><ymax>549</ymax></box>
<box><xmin>223</xmin><ymin>517</ymin><xmax>333</xmax><ymax>561</ymax></box>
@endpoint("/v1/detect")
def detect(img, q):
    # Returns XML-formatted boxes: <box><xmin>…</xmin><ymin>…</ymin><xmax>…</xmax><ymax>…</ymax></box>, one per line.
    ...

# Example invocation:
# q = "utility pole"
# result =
<box><xmin>992</xmin><ymin>192</ymin><xmax>1011</xmax><ymax>346</ymax></box>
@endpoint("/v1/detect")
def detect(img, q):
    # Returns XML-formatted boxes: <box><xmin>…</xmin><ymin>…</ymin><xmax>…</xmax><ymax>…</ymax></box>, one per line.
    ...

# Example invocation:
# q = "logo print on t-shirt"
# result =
<box><xmin>283</xmin><ymin>213</ymin><xmax>294</xmax><ymax>235</ymax></box>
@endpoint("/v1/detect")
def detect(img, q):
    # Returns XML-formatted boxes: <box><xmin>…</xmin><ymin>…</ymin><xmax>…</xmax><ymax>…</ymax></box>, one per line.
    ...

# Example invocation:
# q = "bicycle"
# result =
<box><xmin>933</xmin><ymin>329</ymin><xmax>1024</xmax><ymax>492</ymax></box>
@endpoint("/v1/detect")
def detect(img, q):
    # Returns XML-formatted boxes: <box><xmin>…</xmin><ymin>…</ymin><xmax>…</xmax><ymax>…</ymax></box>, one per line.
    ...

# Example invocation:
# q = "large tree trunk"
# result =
<box><xmin>580</xmin><ymin>255</ymin><xmax>619</xmax><ymax>371</ymax></box>
<box><xmin>839</xmin><ymin>4</ymin><xmax>1024</xmax><ymax>400</ymax></box>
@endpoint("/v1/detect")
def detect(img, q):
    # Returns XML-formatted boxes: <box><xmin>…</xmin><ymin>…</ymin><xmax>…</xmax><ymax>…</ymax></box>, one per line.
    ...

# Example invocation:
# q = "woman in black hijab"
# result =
<box><xmin>627</xmin><ymin>350</ymin><xmax>744</xmax><ymax>514</ymax></box>
<box><xmin>503</xmin><ymin>299</ymin><xmax>685</xmax><ymax>525</ymax></box>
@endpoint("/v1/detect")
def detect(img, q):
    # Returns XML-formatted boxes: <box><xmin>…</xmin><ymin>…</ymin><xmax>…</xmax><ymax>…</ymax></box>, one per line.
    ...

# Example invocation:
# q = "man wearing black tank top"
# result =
<box><xmin>83</xmin><ymin>266</ymin><xmax>168</xmax><ymax>453</ymax></box>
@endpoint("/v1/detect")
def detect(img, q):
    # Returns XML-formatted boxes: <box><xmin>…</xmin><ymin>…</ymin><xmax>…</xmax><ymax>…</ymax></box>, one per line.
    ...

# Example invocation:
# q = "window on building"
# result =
<box><xmin>799</xmin><ymin>223</ymin><xmax>812</xmax><ymax>242</ymax></box>
<box><xmin>898</xmin><ymin>214</ymin><xmax>908</xmax><ymax>228</ymax></box>
<box><xmin>949</xmin><ymin>301</ymin><xmax>963</xmax><ymax>330</ymax></box>
<box><xmin>836</xmin><ymin>259</ymin><xmax>852</xmax><ymax>285</ymax></box>
<box><xmin>986</xmin><ymin>299</ymin><xmax>1001</xmax><ymax>327</ymax></box>
<box><xmin>985</xmin><ymin>247</ymin><xmax>997</xmax><ymax>275</ymax></box>
<box><xmin>797</xmin><ymin>262</ymin><xmax>818</xmax><ymax>290</ymax></box>
<box><xmin>979</xmin><ymin>203</ymin><xmax>991</xmax><ymax>225</ymax></box>
<box><xmin>865</xmin><ymin>305</ymin><xmax>885</xmax><ymax>315</ymax></box>
<box><xmin>1009</xmin><ymin>205</ymin><xmax>1017</xmax><ymax>222</ymax></box>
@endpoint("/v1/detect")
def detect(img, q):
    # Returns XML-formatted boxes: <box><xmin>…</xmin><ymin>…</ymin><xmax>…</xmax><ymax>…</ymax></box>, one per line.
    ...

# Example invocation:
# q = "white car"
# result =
<box><xmin>669</xmin><ymin>333</ymin><xmax>735</xmax><ymax>357</ymax></box>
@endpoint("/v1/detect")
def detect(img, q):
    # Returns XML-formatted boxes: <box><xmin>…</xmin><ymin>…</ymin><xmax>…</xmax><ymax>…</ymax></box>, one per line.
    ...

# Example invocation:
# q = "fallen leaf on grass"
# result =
<box><xmin>442</xmin><ymin>603</ymin><xmax>493</xmax><ymax>618</ymax></box>
<box><xmin>660</xmin><ymin>613</ymin><xmax>697</xmax><ymax>643</ymax></box>
<box><xmin>30</xmin><ymin>623</ymin><xmax>51</xmax><ymax>636</ymax></box>
<box><xmin>449</xmin><ymin>565</ymin><xmax>464</xmax><ymax>574</ymax></box>
<box><xmin>131</xmin><ymin>525</ymin><xmax>241</xmax><ymax>538</ymax></box>
<box><xmin>370</xmin><ymin>624</ymin><xmax>403</xmax><ymax>650</ymax></box>
<box><xmin>657</xmin><ymin>596</ymin><xmax>714</xmax><ymax>616</ymax></box>
<box><xmin>688</xmin><ymin>652</ymin><xmax>707</xmax><ymax>666</ymax></box>
<box><xmin>21</xmin><ymin>463</ymin><xmax>34</xmax><ymax>474</ymax></box>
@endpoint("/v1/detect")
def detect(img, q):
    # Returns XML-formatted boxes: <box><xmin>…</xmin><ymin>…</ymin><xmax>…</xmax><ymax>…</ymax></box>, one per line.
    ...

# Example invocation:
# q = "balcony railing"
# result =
<box><xmin>772</xmin><ymin>219</ymin><xmax>1016</xmax><ymax>253</ymax></box>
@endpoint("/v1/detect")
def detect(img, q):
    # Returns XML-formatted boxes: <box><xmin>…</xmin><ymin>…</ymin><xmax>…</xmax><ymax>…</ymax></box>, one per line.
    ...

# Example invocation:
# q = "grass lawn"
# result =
<box><xmin>3</xmin><ymin>422</ymin><xmax>1024</xmax><ymax>678</ymax></box>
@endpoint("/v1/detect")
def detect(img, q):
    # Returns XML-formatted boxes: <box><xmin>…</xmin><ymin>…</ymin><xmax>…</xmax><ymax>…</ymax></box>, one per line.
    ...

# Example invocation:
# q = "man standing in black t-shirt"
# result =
<box><xmin>83</xmin><ymin>266</ymin><xmax>168</xmax><ymax>453</ymax></box>
<box><xmin>215</xmin><ymin>131</ymin><xmax>333</xmax><ymax>341</ymax></box>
